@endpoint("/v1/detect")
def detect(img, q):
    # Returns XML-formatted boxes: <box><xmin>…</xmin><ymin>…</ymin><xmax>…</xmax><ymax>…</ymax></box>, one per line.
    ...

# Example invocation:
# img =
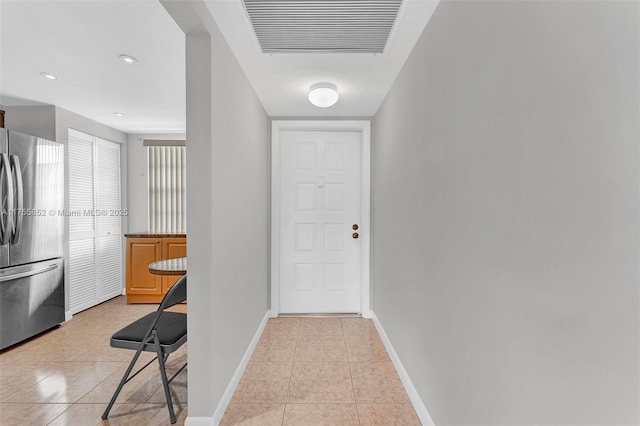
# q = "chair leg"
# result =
<box><xmin>102</xmin><ymin>346</ymin><xmax>146</xmax><ymax>420</ymax></box>
<box><xmin>153</xmin><ymin>330</ymin><xmax>177</xmax><ymax>424</ymax></box>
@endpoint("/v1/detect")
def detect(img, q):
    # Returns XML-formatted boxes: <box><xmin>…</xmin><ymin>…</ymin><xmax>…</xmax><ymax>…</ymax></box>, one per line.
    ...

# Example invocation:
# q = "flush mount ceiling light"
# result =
<box><xmin>308</xmin><ymin>83</ymin><xmax>339</xmax><ymax>108</ymax></box>
<box><xmin>119</xmin><ymin>54</ymin><xmax>137</xmax><ymax>64</ymax></box>
<box><xmin>113</xmin><ymin>112</ymin><xmax>125</xmax><ymax>117</ymax></box>
<box><xmin>40</xmin><ymin>72</ymin><xmax>57</xmax><ymax>80</ymax></box>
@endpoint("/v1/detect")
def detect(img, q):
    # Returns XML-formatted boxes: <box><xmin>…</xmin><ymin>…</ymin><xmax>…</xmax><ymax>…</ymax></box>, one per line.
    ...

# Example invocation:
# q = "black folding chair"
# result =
<box><xmin>102</xmin><ymin>274</ymin><xmax>187</xmax><ymax>424</ymax></box>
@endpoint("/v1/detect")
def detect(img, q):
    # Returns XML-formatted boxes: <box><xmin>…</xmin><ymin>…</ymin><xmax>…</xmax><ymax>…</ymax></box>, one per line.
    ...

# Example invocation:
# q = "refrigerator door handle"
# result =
<box><xmin>10</xmin><ymin>155</ymin><xmax>23</xmax><ymax>244</ymax></box>
<box><xmin>0</xmin><ymin>154</ymin><xmax>14</xmax><ymax>246</ymax></box>
<box><xmin>0</xmin><ymin>262</ymin><xmax>58</xmax><ymax>283</ymax></box>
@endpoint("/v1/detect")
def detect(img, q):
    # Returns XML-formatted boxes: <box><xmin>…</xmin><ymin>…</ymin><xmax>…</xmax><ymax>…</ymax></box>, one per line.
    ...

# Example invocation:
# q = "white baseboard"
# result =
<box><xmin>64</xmin><ymin>311</ymin><xmax>72</xmax><ymax>322</ymax></box>
<box><xmin>184</xmin><ymin>417</ymin><xmax>215</xmax><ymax>426</ymax></box>
<box><xmin>372</xmin><ymin>311</ymin><xmax>436</xmax><ymax>426</ymax></box>
<box><xmin>183</xmin><ymin>310</ymin><xmax>270</xmax><ymax>426</ymax></box>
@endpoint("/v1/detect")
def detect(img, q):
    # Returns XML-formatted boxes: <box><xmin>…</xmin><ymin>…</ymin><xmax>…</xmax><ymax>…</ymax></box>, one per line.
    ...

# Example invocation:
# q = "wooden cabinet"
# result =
<box><xmin>125</xmin><ymin>235</ymin><xmax>186</xmax><ymax>303</ymax></box>
<box><xmin>161</xmin><ymin>238</ymin><xmax>187</xmax><ymax>293</ymax></box>
<box><xmin>127</xmin><ymin>238</ymin><xmax>162</xmax><ymax>298</ymax></box>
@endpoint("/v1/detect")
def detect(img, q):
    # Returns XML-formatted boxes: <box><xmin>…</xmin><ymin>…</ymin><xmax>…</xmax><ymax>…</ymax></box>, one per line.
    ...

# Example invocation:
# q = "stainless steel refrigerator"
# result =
<box><xmin>0</xmin><ymin>129</ymin><xmax>64</xmax><ymax>350</ymax></box>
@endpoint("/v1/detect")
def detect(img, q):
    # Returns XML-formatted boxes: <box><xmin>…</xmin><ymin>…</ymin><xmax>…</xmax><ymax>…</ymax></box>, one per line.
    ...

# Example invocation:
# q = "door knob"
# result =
<box><xmin>352</xmin><ymin>232</ymin><xmax>359</xmax><ymax>239</ymax></box>
<box><xmin>352</xmin><ymin>224</ymin><xmax>359</xmax><ymax>230</ymax></box>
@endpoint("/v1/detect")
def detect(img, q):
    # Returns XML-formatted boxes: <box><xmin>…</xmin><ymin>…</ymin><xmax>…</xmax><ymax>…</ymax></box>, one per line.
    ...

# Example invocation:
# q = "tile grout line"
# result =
<box><xmin>341</xmin><ymin>318</ymin><xmax>362</xmax><ymax>426</ymax></box>
<box><xmin>281</xmin><ymin>319</ymin><xmax>301</xmax><ymax>426</ymax></box>
<box><xmin>44</xmin><ymin>402</ymin><xmax>74</xmax><ymax>425</ymax></box>
<box><xmin>53</xmin><ymin>358</ymin><xmax>128</xmax><ymax>423</ymax></box>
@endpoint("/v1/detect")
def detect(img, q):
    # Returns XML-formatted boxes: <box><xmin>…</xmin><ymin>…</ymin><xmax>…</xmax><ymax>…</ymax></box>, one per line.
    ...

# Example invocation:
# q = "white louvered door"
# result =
<box><xmin>68</xmin><ymin>129</ymin><xmax>122</xmax><ymax>314</ymax></box>
<box><xmin>95</xmin><ymin>138</ymin><xmax>122</xmax><ymax>301</ymax></box>
<box><xmin>69</xmin><ymin>130</ymin><xmax>96</xmax><ymax>313</ymax></box>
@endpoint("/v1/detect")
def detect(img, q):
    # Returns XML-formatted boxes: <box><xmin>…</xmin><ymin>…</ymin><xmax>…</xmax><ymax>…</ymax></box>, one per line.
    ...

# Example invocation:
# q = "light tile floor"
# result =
<box><xmin>220</xmin><ymin>317</ymin><xmax>421</xmax><ymax>425</ymax></box>
<box><xmin>0</xmin><ymin>296</ymin><xmax>187</xmax><ymax>425</ymax></box>
<box><xmin>0</xmin><ymin>298</ymin><xmax>419</xmax><ymax>425</ymax></box>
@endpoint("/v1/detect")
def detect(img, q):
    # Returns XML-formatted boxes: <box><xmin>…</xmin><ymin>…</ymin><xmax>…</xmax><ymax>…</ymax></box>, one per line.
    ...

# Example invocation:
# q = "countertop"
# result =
<box><xmin>124</xmin><ymin>232</ymin><xmax>187</xmax><ymax>238</ymax></box>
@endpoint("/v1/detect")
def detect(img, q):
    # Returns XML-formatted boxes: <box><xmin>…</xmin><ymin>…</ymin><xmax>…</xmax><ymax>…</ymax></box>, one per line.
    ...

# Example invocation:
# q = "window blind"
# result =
<box><xmin>148</xmin><ymin>146</ymin><xmax>187</xmax><ymax>233</ymax></box>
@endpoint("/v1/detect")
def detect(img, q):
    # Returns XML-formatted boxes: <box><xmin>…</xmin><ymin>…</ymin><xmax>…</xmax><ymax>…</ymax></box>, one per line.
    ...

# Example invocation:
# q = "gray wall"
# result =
<box><xmin>207</xmin><ymin>18</ymin><xmax>270</xmax><ymax>412</ymax></box>
<box><xmin>126</xmin><ymin>132</ymin><xmax>186</xmax><ymax>233</ymax></box>
<box><xmin>372</xmin><ymin>1</ymin><xmax>639</xmax><ymax>425</ymax></box>
<box><xmin>0</xmin><ymin>105</ymin><xmax>56</xmax><ymax>140</ymax></box>
<box><xmin>164</xmin><ymin>1</ymin><xmax>270</xmax><ymax>420</ymax></box>
<box><xmin>54</xmin><ymin>107</ymin><xmax>127</xmax><ymax>146</ymax></box>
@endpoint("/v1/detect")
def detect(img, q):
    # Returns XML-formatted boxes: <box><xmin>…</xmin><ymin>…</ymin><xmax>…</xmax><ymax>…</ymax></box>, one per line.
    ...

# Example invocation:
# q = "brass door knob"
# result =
<box><xmin>352</xmin><ymin>232</ymin><xmax>359</xmax><ymax>239</ymax></box>
<box><xmin>352</xmin><ymin>224</ymin><xmax>359</xmax><ymax>230</ymax></box>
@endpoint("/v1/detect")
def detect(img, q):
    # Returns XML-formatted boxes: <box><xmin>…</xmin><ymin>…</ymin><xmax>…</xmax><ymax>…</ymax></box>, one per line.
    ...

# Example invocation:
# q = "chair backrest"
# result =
<box><xmin>158</xmin><ymin>274</ymin><xmax>187</xmax><ymax>311</ymax></box>
<box><xmin>131</xmin><ymin>275</ymin><xmax>186</xmax><ymax>348</ymax></box>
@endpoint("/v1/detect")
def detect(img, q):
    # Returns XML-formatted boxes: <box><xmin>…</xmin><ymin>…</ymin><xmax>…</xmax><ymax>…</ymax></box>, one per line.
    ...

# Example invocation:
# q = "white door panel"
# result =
<box><xmin>280</xmin><ymin>130</ymin><xmax>362</xmax><ymax>313</ymax></box>
<box><xmin>68</xmin><ymin>130</ymin><xmax>122</xmax><ymax>314</ymax></box>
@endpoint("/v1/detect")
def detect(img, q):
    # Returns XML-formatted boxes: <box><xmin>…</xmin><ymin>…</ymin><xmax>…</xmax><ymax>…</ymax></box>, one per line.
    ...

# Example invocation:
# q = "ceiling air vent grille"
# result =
<box><xmin>242</xmin><ymin>0</ymin><xmax>403</xmax><ymax>54</ymax></box>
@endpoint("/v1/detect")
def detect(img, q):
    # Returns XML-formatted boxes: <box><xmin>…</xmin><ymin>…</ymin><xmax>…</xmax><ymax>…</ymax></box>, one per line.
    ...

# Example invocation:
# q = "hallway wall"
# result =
<box><xmin>162</xmin><ymin>1</ymin><xmax>270</xmax><ymax>422</ymax></box>
<box><xmin>372</xmin><ymin>1</ymin><xmax>639</xmax><ymax>424</ymax></box>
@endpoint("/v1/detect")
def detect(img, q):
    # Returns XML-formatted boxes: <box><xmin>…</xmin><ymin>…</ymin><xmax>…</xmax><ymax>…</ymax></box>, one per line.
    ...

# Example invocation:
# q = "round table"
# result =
<box><xmin>148</xmin><ymin>257</ymin><xmax>187</xmax><ymax>275</ymax></box>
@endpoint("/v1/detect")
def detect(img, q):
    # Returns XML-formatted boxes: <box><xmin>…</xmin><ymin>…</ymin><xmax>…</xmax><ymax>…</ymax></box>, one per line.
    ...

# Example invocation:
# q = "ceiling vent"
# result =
<box><xmin>242</xmin><ymin>0</ymin><xmax>403</xmax><ymax>54</ymax></box>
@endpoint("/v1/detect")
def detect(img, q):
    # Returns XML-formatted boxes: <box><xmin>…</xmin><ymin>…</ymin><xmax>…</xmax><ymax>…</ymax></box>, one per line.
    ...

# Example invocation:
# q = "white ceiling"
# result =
<box><xmin>0</xmin><ymin>0</ymin><xmax>439</xmax><ymax>134</ymax></box>
<box><xmin>205</xmin><ymin>0</ymin><xmax>438</xmax><ymax>117</ymax></box>
<box><xmin>0</xmin><ymin>0</ymin><xmax>186</xmax><ymax>134</ymax></box>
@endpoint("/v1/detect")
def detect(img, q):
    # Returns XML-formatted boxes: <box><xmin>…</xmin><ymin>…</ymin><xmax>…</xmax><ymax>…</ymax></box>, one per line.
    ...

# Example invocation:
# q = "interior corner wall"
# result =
<box><xmin>372</xmin><ymin>1</ymin><xmax>639</xmax><ymax>425</ymax></box>
<box><xmin>54</xmin><ymin>107</ymin><xmax>127</xmax><ymax>146</ymax></box>
<box><xmin>181</xmin><ymin>9</ymin><xmax>270</xmax><ymax>421</ymax></box>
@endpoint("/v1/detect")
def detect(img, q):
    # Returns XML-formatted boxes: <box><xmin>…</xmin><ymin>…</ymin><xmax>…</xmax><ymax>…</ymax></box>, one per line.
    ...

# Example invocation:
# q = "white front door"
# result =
<box><xmin>278</xmin><ymin>128</ymin><xmax>363</xmax><ymax>313</ymax></box>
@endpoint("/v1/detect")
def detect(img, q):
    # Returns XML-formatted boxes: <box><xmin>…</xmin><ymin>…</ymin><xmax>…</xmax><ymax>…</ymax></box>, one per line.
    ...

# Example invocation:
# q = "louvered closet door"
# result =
<box><xmin>68</xmin><ymin>130</ymin><xmax>122</xmax><ymax>314</ymax></box>
<box><xmin>95</xmin><ymin>138</ymin><xmax>122</xmax><ymax>301</ymax></box>
<box><xmin>68</xmin><ymin>130</ymin><xmax>97</xmax><ymax>313</ymax></box>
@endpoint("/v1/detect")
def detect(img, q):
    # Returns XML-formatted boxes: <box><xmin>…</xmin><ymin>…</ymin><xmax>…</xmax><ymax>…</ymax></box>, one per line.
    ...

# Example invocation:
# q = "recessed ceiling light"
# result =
<box><xmin>119</xmin><ymin>54</ymin><xmax>137</xmax><ymax>64</ymax></box>
<box><xmin>40</xmin><ymin>72</ymin><xmax>57</xmax><ymax>80</ymax></box>
<box><xmin>308</xmin><ymin>83</ymin><xmax>339</xmax><ymax>108</ymax></box>
<box><xmin>113</xmin><ymin>112</ymin><xmax>125</xmax><ymax>117</ymax></box>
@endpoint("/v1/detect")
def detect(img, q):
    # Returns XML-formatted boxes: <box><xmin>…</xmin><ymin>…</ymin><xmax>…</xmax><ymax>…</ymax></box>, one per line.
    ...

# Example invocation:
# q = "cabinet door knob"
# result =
<box><xmin>352</xmin><ymin>224</ymin><xmax>359</xmax><ymax>230</ymax></box>
<box><xmin>352</xmin><ymin>232</ymin><xmax>359</xmax><ymax>239</ymax></box>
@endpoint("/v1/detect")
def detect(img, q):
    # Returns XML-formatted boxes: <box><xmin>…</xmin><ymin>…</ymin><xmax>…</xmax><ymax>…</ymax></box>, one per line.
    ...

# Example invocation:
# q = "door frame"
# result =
<box><xmin>271</xmin><ymin>120</ymin><xmax>371</xmax><ymax>318</ymax></box>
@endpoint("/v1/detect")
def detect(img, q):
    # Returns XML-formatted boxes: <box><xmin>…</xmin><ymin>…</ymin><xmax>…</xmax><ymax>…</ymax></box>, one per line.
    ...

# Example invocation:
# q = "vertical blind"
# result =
<box><xmin>148</xmin><ymin>146</ymin><xmax>187</xmax><ymax>233</ymax></box>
